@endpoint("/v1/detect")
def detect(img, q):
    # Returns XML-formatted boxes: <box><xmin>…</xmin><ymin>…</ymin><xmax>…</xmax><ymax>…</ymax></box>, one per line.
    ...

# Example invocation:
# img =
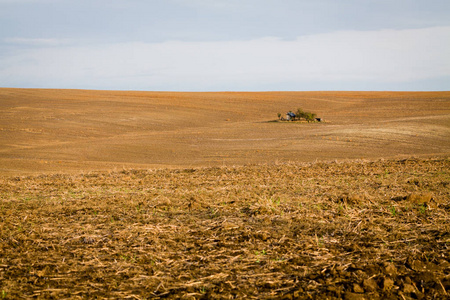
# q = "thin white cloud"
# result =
<box><xmin>4</xmin><ymin>37</ymin><xmax>74</xmax><ymax>46</ymax></box>
<box><xmin>1</xmin><ymin>27</ymin><xmax>449</xmax><ymax>91</ymax></box>
<box><xmin>0</xmin><ymin>0</ymin><xmax>61</xmax><ymax>3</ymax></box>
<box><xmin>172</xmin><ymin>0</ymin><xmax>248</xmax><ymax>10</ymax></box>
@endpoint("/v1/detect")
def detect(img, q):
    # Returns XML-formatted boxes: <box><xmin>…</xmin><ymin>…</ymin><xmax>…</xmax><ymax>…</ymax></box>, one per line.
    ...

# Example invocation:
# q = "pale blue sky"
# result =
<box><xmin>1</xmin><ymin>0</ymin><xmax>449</xmax><ymax>91</ymax></box>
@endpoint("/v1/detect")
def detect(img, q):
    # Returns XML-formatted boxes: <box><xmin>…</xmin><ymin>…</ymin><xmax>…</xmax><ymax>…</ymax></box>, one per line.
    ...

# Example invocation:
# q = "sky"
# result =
<box><xmin>0</xmin><ymin>0</ymin><xmax>449</xmax><ymax>91</ymax></box>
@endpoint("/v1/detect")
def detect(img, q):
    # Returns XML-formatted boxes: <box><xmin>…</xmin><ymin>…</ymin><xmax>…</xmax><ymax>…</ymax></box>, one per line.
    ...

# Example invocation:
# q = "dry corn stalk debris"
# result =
<box><xmin>0</xmin><ymin>157</ymin><xmax>449</xmax><ymax>299</ymax></box>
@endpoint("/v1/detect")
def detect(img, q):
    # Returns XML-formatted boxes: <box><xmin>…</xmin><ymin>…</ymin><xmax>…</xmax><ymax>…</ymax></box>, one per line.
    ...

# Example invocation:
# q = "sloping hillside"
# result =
<box><xmin>0</xmin><ymin>89</ymin><xmax>449</xmax><ymax>175</ymax></box>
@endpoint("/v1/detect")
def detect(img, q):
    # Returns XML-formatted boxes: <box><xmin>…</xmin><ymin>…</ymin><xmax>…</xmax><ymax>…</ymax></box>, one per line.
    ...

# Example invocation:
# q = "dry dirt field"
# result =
<box><xmin>0</xmin><ymin>89</ymin><xmax>449</xmax><ymax>299</ymax></box>
<box><xmin>0</xmin><ymin>89</ymin><xmax>449</xmax><ymax>174</ymax></box>
<box><xmin>1</xmin><ymin>158</ymin><xmax>449</xmax><ymax>299</ymax></box>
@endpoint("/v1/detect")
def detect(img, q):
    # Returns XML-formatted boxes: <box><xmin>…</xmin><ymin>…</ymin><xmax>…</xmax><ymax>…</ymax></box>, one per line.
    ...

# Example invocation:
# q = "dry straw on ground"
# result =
<box><xmin>0</xmin><ymin>157</ymin><xmax>449</xmax><ymax>299</ymax></box>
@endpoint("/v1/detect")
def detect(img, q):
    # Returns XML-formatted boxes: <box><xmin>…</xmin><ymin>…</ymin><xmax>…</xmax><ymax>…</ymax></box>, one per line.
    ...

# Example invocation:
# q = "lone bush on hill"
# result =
<box><xmin>281</xmin><ymin>108</ymin><xmax>317</xmax><ymax>122</ymax></box>
<box><xmin>295</xmin><ymin>108</ymin><xmax>316</xmax><ymax>121</ymax></box>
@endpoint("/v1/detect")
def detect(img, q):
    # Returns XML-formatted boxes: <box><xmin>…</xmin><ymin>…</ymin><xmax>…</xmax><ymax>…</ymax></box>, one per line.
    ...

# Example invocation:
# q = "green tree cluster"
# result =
<box><xmin>295</xmin><ymin>108</ymin><xmax>317</xmax><ymax>122</ymax></box>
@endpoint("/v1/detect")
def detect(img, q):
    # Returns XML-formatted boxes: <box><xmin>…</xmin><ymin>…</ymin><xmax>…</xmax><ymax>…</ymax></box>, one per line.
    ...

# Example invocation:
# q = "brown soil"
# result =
<box><xmin>1</xmin><ymin>89</ymin><xmax>449</xmax><ymax>299</ymax></box>
<box><xmin>0</xmin><ymin>89</ymin><xmax>449</xmax><ymax>175</ymax></box>
<box><xmin>0</xmin><ymin>158</ymin><xmax>449</xmax><ymax>299</ymax></box>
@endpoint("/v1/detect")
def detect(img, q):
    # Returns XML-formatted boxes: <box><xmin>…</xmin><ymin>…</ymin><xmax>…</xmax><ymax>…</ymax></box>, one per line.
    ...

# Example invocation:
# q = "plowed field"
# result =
<box><xmin>0</xmin><ymin>89</ymin><xmax>449</xmax><ymax>299</ymax></box>
<box><xmin>0</xmin><ymin>89</ymin><xmax>449</xmax><ymax>174</ymax></box>
<box><xmin>1</xmin><ymin>158</ymin><xmax>449</xmax><ymax>299</ymax></box>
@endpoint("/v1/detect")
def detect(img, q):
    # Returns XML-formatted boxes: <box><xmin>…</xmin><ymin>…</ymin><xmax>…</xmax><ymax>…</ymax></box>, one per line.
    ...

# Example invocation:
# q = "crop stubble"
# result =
<box><xmin>0</xmin><ymin>157</ymin><xmax>449</xmax><ymax>299</ymax></box>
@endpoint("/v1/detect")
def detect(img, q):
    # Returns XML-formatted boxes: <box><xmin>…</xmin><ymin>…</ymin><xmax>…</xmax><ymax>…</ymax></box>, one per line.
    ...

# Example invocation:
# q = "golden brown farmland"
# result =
<box><xmin>0</xmin><ymin>158</ymin><xmax>449</xmax><ymax>299</ymax></box>
<box><xmin>0</xmin><ymin>89</ymin><xmax>449</xmax><ymax>175</ymax></box>
<box><xmin>0</xmin><ymin>89</ymin><xmax>450</xmax><ymax>299</ymax></box>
